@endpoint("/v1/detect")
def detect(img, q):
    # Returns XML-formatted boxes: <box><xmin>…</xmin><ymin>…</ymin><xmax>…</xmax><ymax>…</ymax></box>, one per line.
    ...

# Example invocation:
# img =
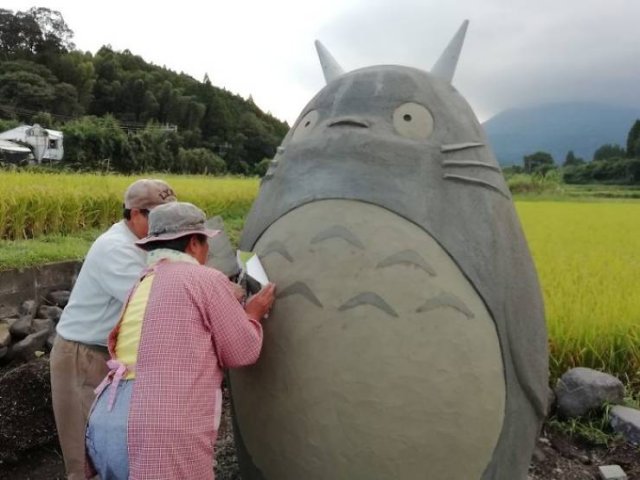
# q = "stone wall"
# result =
<box><xmin>0</xmin><ymin>261</ymin><xmax>81</xmax><ymax>319</ymax></box>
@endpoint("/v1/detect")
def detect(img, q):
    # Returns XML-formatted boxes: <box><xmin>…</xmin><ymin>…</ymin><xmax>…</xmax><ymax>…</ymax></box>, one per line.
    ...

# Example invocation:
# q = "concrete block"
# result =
<box><xmin>0</xmin><ymin>261</ymin><xmax>80</xmax><ymax>325</ymax></box>
<box><xmin>34</xmin><ymin>261</ymin><xmax>81</xmax><ymax>292</ymax></box>
<box><xmin>0</xmin><ymin>267</ymin><xmax>34</xmax><ymax>296</ymax></box>
<box><xmin>598</xmin><ymin>465</ymin><xmax>627</xmax><ymax>480</ymax></box>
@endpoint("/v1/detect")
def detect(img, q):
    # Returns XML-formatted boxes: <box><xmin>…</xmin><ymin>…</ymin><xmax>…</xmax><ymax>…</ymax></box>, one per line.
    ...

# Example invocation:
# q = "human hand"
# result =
<box><xmin>232</xmin><ymin>283</ymin><xmax>246</xmax><ymax>303</ymax></box>
<box><xmin>245</xmin><ymin>283</ymin><xmax>276</xmax><ymax>321</ymax></box>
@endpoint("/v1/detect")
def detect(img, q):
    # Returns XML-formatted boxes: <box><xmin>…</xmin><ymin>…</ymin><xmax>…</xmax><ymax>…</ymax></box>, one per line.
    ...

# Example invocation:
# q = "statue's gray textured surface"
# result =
<box><xmin>232</xmin><ymin>22</ymin><xmax>548</xmax><ymax>480</ymax></box>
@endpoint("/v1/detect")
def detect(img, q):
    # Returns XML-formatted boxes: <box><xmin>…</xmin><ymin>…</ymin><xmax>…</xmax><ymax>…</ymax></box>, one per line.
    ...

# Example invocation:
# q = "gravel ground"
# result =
<box><xmin>1</xmin><ymin>359</ymin><xmax>638</xmax><ymax>479</ymax></box>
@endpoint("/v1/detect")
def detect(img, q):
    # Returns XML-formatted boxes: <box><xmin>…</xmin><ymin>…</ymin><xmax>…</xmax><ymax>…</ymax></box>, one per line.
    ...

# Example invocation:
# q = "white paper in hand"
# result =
<box><xmin>246</xmin><ymin>254</ymin><xmax>268</xmax><ymax>286</ymax></box>
<box><xmin>236</xmin><ymin>250</ymin><xmax>269</xmax><ymax>286</ymax></box>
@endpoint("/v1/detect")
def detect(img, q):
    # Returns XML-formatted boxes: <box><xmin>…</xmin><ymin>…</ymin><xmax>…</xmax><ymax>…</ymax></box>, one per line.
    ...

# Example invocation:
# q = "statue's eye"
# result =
<box><xmin>291</xmin><ymin>110</ymin><xmax>319</xmax><ymax>142</ymax></box>
<box><xmin>392</xmin><ymin>103</ymin><xmax>434</xmax><ymax>140</ymax></box>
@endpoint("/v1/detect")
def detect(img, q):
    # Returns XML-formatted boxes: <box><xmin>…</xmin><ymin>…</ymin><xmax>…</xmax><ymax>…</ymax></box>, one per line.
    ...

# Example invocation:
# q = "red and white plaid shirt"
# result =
<box><xmin>107</xmin><ymin>259</ymin><xmax>262</xmax><ymax>479</ymax></box>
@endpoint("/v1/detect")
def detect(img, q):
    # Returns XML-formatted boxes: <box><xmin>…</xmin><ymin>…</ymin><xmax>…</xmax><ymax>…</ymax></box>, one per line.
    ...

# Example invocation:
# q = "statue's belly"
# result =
<box><xmin>231</xmin><ymin>199</ymin><xmax>505</xmax><ymax>480</ymax></box>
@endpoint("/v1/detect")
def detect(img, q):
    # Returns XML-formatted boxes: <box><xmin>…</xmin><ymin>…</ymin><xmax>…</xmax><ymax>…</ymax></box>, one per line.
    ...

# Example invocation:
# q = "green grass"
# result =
<box><xmin>566</xmin><ymin>186</ymin><xmax>640</xmax><ymax>199</ymax></box>
<box><xmin>546</xmin><ymin>413</ymin><xmax>621</xmax><ymax>446</ymax></box>
<box><xmin>222</xmin><ymin>214</ymin><xmax>247</xmax><ymax>248</ymax></box>
<box><xmin>507</xmin><ymin>172</ymin><xmax>565</xmax><ymax>196</ymax></box>
<box><xmin>513</xmin><ymin>182</ymin><xmax>640</xmax><ymax>202</ymax></box>
<box><xmin>0</xmin><ymin>215</ymin><xmax>248</xmax><ymax>271</ymax></box>
<box><xmin>546</xmin><ymin>393</ymin><xmax>640</xmax><ymax>446</ymax></box>
<box><xmin>0</xmin><ymin>229</ymin><xmax>102</xmax><ymax>270</ymax></box>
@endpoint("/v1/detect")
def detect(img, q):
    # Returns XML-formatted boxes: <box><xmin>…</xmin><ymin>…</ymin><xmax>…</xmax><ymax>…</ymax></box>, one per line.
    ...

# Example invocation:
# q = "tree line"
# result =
<box><xmin>0</xmin><ymin>7</ymin><xmax>288</xmax><ymax>175</ymax></box>
<box><xmin>506</xmin><ymin>119</ymin><xmax>640</xmax><ymax>184</ymax></box>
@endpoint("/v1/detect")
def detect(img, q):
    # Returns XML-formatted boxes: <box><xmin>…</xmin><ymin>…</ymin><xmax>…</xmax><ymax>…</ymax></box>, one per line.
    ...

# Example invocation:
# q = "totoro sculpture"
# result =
<box><xmin>230</xmin><ymin>20</ymin><xmax>548</xmax><ymax>480</ymax></box>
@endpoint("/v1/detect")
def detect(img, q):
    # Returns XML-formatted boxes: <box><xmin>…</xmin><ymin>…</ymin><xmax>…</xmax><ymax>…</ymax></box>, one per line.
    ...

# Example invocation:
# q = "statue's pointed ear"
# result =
<box><xmin>431</xmin><ymin>20</ymin><xmax>469</xmax><ymax>83</ymax></box>
<box><xmin>315</xmin><ymin>40</ymin><xmax>345</xmax><ymax>84</ymax></box>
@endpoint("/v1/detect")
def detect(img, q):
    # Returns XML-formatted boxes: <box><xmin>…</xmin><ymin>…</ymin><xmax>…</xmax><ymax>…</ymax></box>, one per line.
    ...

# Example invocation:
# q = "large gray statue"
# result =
<box><xmin>231</xmin><ymin>21</ymin><xmax>548</xmax><ymax>480</ymax></box>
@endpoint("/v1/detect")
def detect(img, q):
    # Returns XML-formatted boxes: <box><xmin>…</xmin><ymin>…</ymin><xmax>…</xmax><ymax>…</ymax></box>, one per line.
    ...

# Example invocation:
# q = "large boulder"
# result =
<box><xmin>32</xmin><ymin>318</ymin><xmax>55</xmax><ymax>335</ymax></box>
<box><xmin>8</xmin><ymin>299</ymin><xmax>38</xmax><ymax>341</ymax></box>
<box><xmin>37</xmin><ymin>305</ymin><xmax>63</xmax><ymax>323</ymax></box>
<box><xmin>554</xmin><ymin>367</ymin><xmax>624</xmax><ymax>418</ymax></box>
<box><xmin>9</xmin><ymin>316</ymin><xmax>32</xmax><ymax>340</ymax></box>
<box><xmin>2</xmin><ymin>317</ymin><xmax>18</xmax><ymax>329</ymax></box>
<box><xmin>46</xmin><ymin>290</ymin><xmax>70</xmax><ymax>309</ymax></box>
<box><xmin>8</xmin><ymin>329</ymin><xmax>49</xmax><ymax>362</ymax></box>
<box><xmin>0</xmin><ymin>358</ymin><xmax>57</xmax><ymax>463</ymax></box>
<box><xmin>18</xmin><ymin>300</ymin><xmax>37</xmax><ymax>318</ymax></box>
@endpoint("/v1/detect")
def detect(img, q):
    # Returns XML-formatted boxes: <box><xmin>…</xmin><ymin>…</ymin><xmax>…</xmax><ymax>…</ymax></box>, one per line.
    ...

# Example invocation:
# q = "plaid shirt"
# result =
<box><xmin>108</xmin><ymin>260</ymin><xmax>262</xmax><ymax>479</ymax></box>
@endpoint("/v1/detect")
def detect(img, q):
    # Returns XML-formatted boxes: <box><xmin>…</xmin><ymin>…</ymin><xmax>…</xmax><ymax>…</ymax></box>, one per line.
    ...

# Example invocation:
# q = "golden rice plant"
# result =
<box><xmin>0</xmin><ymin>172</ymin><xmax>259</xmax><ymax>240</ymax></box>
<box><xmin>517</xmin><ymin>201</ymin><xmax>640</xmax><ymax>385</ymax></box>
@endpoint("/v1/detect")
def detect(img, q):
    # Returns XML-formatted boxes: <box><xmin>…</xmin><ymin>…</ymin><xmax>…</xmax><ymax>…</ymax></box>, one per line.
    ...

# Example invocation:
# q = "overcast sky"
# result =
<box><xmin>4</xmin><ymin>0</ymin><xmax>640</xmax><ymax>124</ymax></box>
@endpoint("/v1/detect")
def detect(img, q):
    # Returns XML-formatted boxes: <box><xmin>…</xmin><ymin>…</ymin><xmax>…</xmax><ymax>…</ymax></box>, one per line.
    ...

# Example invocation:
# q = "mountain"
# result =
<box><xmin>482</xmin><ymin>102</ymin><xmax>640</xmax><ymax>166</ymax></box>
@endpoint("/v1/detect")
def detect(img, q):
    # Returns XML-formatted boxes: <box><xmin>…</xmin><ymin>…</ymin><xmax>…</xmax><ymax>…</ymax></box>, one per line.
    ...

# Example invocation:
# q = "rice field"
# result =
<box><xmin>516</xmin><ymin>201</ymin><xmax>640</xmax><ymax>384</ymax></box>
<box><xmin>0</xmin><ymin>171</ymin><xmax>639</xmax><ymax>386</ymax></box>
<box><xmin>0</xmin><ymin>172</ymin><xmax>258</xmax><ymax>241</ymax></box>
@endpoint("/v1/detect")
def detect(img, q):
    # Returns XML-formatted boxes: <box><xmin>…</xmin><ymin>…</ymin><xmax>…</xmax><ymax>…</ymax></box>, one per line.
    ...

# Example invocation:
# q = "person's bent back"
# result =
<box><xmin>86</xmin><ymin>201</ymin><xmax>275</xmax><ymax>479</ymax></box>
<box><xmin>50</xmin><ymin>179</ymin><xmax>176</xmax><ymax>480</ymax></box>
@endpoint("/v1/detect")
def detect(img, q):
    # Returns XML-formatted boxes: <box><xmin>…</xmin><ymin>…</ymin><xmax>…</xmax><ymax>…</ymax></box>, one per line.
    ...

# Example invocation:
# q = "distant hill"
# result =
<box><xmin>482</xmin><ymin>102</ymin><xmax>640</xmax><ymax>166</ymax></box>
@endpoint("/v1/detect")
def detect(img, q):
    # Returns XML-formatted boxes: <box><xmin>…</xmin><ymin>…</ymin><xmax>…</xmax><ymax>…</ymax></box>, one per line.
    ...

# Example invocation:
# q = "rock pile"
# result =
<box><xmin>0</xmin><ymin>290</ymin><xmax>68</xmax><ymax>364</ymax></box>
<box><xmin>550</xmin><ymin>366</ymin><xmax>640</xmax><ymax>478</ymax></box>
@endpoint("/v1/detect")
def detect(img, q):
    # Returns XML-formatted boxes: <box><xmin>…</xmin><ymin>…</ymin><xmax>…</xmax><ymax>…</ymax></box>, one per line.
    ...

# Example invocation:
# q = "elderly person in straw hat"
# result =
<box><xmin>51</xmin><ymin>179</ymin><xmax>177</xmax><ymax>480</ymax></box>
<box><xmin>85</xmin><ymin>201</ymin><xmax>275</xmax><ymax>480</ymax></box>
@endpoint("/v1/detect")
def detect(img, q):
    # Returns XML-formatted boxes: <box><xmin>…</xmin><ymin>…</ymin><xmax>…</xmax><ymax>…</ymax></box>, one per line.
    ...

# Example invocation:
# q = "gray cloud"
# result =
<box><xmin>3</xmin><ymin>0</ymin><xmax>639</xmax><ymax>124</ymax></box>
<box><xmin>310</xmin><ymin>0</ymin><xmax>640</xmax><ymax>120</ymax></box>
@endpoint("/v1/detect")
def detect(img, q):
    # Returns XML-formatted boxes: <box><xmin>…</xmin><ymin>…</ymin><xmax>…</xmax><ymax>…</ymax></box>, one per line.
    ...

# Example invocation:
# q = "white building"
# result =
<box><xmin>0</xmin><ymin>124</ymin><xmax>64</xmax><ymax>162</ymax></box>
